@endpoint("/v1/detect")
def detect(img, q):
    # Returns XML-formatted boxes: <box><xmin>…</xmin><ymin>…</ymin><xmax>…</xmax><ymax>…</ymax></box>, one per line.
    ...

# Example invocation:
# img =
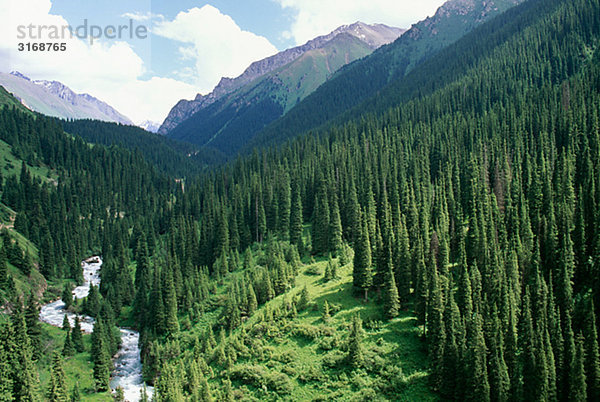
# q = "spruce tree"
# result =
<box><xmin>323</xmin><ymin>300</ymin><xmax>331</xmax><ymax>322</ymax></box>
<box><xmin>384</xmin><ymin>266</ymin><xmax>400</xmax><ymax>319</ymax></box>
<box><xmin>353</xmin><ymin>210</ymin><xmax>373</xmax><ymax>302</ymax></box>
<box><xmin>347</xmin><ymin>314</ymin><xmax>364</xmax><ymax>369</ymax></box>
<box><xmin>163</xmin><ymin>269</ymin><xmax>180</xmax><ymax>336</ymax></box>
<box><xmin>246</xmin><ymin>284</ymin><xmax>258</xmax><ymax>316</ymax></box>
<box><xmin>583</xmin><ymin>299</ymin><xmax>600</xmax><ymax>401</ymax></box>
<box><xmin>11</xmin><ymin>302</ymin><xmax>40</xmax><ymax>401</ymax></box>
<box><xmin>84</xmin><ymin>285</ymin><xmax>101</xmax><ymax>317</ymax></box>
<box><xmin>200</xmin><ymin>374</ymin><xmax>213</xmax><ymax>402</ymax></box>
<box><xmin>0</xmin><ymin>323</ymin><xmax>14</xmax><ymax>401</ymax></box>
<box><xmin>47</xmin><ymin>352</ymin><xmax>68</xmax><ymax>402</ymax></box>
<box><xmin>0</xmin><ymin>246</ymin><xmax>7</xmax><ymax>289</ymax></box>
<box><xmin>70</xmin><ymin>383</ymin><xmax>81</xmax><ymax>402</ymax></box>
<box><xmin>91</xmin><ymin>321</ymin><xmax>110</xmax><ymax>391</ymax></box>
<box><xmin>312</xmin><ymin>179</ymin><xmax>330</xmax><ymax>255</ymax></box>
<box><xmin>570</xmin><ymin>332</ymin><xmax>587</xmax><ymax>402</ymax></box>
<box><xmin>62</xmin><ymin>330</ymin><xmax>75</xmax><ymax>357</ymax></box>
<box><xmin>62</xmin><ymin>314</ymin><xmax>70</xmax><ymax>331</ymax></box>
<box><xmin>25</xmin><ymin>294</ymin><xmax>41</xmax><ymax>359</ymax></box>
<box><xmin>329</xmin><ymin>192</ymin><xmax>343</xmax><ymax>254</ymax></box>
<box><xmin>297</xmin><ymin>285</ymin><xmax>310</xmax><ymax>311</ymax></box>
<box><xmin>61</xmin><ymin>284</ymin><xmax>73</xmax><ymax>310</ymax></box>
<box><xmin>466</xmin><ymin>314</ymin><xmax>490</xmax><ymax>402</ymax></box>
<box><xmin>71</xmin><ymin>316</ymin><xmax>84</xmax><ymax>353</ymax></box>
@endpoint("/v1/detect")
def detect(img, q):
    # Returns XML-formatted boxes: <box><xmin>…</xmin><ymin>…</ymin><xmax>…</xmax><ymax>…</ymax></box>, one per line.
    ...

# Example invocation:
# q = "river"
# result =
<box><xmin>39</xmin><ymin>257</ymin><xmax>153</xmax><ymax>401</ymax></box>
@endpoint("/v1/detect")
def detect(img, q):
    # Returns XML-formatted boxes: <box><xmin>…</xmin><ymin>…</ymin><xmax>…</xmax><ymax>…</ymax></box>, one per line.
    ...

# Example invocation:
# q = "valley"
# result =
<box><xmin>1</xmin><ymin>0</ymin><xmax>600</xmax><ymax>400</ymax></box>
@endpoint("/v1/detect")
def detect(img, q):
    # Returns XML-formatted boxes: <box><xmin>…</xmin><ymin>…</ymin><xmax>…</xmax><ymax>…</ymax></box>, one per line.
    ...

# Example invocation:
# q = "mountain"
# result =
<box><xmin>160</xmin><ymin>22</ymin><xmax>404</xmax><ymax>150</ymax></box>
<box><xmin>0</xmin><ymin>85</ymin><xmax>31</xmax><ymax>114</ymax></box>
<box><xmin>249</xmin><ymin>0</ymin><xmax>525</xmax><ymax>150</ymax></box>
<box><xmin>0</xmin><ymin>71</ymin><xmax>133</xmax><ymax>124</ymax></box>
<box><xmin>139</xmin><ymin>120</ymin><xmax>161</xmax><ymax>133</ymax></box>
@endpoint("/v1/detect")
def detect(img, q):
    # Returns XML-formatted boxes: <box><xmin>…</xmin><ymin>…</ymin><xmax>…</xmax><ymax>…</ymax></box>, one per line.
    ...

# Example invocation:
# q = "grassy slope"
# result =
<box><xmin>0</xmin><ymin>86</ymin><xmax>32</xmax><ymax>114</ymax></box>
<box><xmin>37</xmin><ymin>323</ymin><xmax>112</xmax><ymax>401</ymax></box>
<box><xmin>198</xmin><ymin>253</ymin><xmax>436</xmax><ymax>401</ymax></box>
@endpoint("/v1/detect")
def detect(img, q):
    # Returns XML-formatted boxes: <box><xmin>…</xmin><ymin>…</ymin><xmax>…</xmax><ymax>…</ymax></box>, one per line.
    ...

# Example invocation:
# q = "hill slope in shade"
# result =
<box><xmin>0</xmin><ymin>71</ymin><xmax>133</xmax><ymax>124</ymax></box>
<box><xmin>160</xmin><ymin>22</ymin><xmax>404</xmax><ymax>140</ymax></box>
<box><xmin>250</xmin><ymin>0</ymin><xmax>525</xmax><ymax>150</ymax></box>
<box><xmin>167</xmin><ymin>31</ymin><xmax>393</xmax><ymax>154</ymax></box>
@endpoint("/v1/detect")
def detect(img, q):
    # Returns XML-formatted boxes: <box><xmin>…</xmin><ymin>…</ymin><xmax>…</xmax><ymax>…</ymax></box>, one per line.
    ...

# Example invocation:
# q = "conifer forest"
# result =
<box><xmin>1</xmin><ymin>0</ymin><xmax>600</xmax><ymax>400</ymax></box>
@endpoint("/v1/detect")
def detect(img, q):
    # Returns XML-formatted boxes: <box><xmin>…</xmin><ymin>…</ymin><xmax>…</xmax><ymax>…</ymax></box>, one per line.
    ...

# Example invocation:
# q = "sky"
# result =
<box><xmin>0</xmin><ymin>0</ymin><xmax>446</xmax><ymax>125</ymax></box>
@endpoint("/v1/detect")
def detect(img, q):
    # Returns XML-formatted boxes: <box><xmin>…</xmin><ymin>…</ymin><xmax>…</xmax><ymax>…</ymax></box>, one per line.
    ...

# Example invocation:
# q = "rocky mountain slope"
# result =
<box><xmin>0</xmin><ymin>71</ymin><xmax>133</xmax><ymax>124</ymax></box>
<box><xmin>159</xmin><ymin>22</ymin><xmax>404</xmax><ymax>135</ymax></box>
<box><xmin>249</xmin><ymin>0</ymin><xmax>525</xmax><ymax>150</ymax></box>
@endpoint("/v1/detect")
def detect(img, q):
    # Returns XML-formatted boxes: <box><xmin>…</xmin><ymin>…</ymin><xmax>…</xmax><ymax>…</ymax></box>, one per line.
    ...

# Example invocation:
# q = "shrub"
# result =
<box><xmin>322</xmin><ymin>350</ymin><xmax>345</xmax><ymax>368</ymax></box>
<box><xmin>291</xmin><ymin>323</ymin><xmax>321</xmax><ymax>341</ymax></box>
<box><xmin>298</xmin><ymin>365</ymin><xmax>325</xmax><ymax>383</ymax></box>
<box><xmin>318</xmin><ymin>335</ymin><xmax>340</xmax><ymax>351</ymax></box>
<box><xmin>304</xmin><ymin>265</ymin><xmax>321</xmax><ymax>276</ymax></box>
<box><xmin>266</xmin><ymin>372</ymin><xmax>293</xmax><ymax>394</ymax></box>
<box><xmin>229</xmin><ymin>365</ymin><xmax>292</xmax><ymax>395</ymax></box>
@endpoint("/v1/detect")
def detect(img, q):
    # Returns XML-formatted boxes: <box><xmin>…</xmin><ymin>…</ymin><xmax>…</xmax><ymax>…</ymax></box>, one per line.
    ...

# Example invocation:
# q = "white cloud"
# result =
<box><xmin>121</xmin><ymin>11</ymin><xmax>163</xmax><ymax>23</ymax></box>
<box><xmin>274</xmin><ymin>0</ymin><xmax>447</xmax><ymax>45</ymax></box>
<box><xmin>153</xmin><ymin>5</ymin><xmax>278</xmax><ymax>94</ymax></box>
<box><xmin>0</xmin><ymin>0</ymin><xmax>198</xmax><ymax>124</ymax></box>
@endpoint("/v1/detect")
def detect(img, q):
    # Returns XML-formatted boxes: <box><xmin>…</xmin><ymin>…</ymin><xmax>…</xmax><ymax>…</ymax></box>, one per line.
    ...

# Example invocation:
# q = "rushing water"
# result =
<box><xmin>39</xmin><ymin>257</ymin><xmax>153</xmax><ymax>401</ymax></box>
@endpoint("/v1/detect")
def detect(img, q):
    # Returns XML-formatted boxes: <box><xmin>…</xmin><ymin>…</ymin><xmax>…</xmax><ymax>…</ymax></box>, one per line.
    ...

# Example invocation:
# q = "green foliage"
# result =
<box><xmin>347</xmin><ymin>314</ymin><xmax>365</xmax><ymax>369</ymax></box>
<box><xmin>353</xmin><ymin>211</ymin><xmax>373</xmax><ymax>301</ymax></box>
<box><xmin>47</xmin><ymin>352</ymin><xmax>68</xmax><ymax>402</ymax></box>
<box><xmin>4</xmin><ymin>0</ymin><xmax>600</xmax><ymax>400</ymax></box>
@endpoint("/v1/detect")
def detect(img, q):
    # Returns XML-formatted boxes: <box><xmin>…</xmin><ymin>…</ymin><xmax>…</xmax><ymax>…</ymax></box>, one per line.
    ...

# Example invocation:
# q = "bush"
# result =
<box><xmin>318</xmin><ymin>335</ymin><xmax>339</xmax><ymax>351</ymax></box>
<box><xmin>322</xmin><ymin>350</ymin><xmax>345</xmax><ymax>368</ymax></box>
<box><xmin>291</xmin><ymin>323</ymin><xmax>322</xmax><ymax>341</ymax></box>
<box><xmin>304</xmin><ymin>265</ymin><xmax>321</xmax><ymax>276</ymax></box>
<box><xmin>229</xmin><ymin>364</ymin><xmax>267</xmax><ymax>386</ymax></box>
<box><xmin>273</xmin><ymin>350</ymin><xmax>297</xmax><ymax>364</ymax></box>
<box><xmin>298</xmin><ymin>365</ymin><xmax>325</xmax><ymax>383</ymax></box>
<box><xmin>229</xmin><ymin>365</ymin><xmax>292</xmax><ymax>395</ymax></box>
<box><xmin>266</xmin><ymin>372</ymin><xmax>293</xmax><ymax>395</ymax></box>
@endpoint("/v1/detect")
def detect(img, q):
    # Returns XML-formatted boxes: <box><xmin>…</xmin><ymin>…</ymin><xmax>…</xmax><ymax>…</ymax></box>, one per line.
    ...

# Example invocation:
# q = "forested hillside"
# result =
<box><xmin>0</xmin><ymin>105</ymin><xmax>179</xmax><ymax>400</ymax></box>
<box><xmin>60</xmin><ymin>119</ymin><xmax>220</xmax><ymax>177</ymax></box>
<box><xmin>1</xmin><ymin>0</ymin><xmax>600</xmax><ymax>400</ymax></box>
<box><xmin>249</xmin><ymin>0</ymin><xmax>525</xmax><ymax>152</ymax></box>
<box><xmin>136</xmin><ymin>0</ymin><xmax>600</xmax><ymax>398</ymax></box>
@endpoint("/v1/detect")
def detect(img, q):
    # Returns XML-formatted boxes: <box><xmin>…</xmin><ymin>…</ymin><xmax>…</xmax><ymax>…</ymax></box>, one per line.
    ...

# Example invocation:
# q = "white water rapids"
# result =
<box><xmin>39</xmin><ymin>257</ymin><xmax>153</xmax><ymax>401</ymax></box>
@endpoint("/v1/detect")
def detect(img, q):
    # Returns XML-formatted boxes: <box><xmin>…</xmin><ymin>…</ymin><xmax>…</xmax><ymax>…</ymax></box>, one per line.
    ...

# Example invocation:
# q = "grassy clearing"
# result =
<box><xmin>217</xmin><ymin>256</ymin><xmax>437</xmax><ymax>401</ymax></box>
<box><xmin>0</xmin><ymin>139</ymin><xmax>54</xmax><ymax>182</ymax></box>
<box><xmin>37</xmin><ymin>323</ymin><xmax>112</xmax><ymax>401</ymax></box>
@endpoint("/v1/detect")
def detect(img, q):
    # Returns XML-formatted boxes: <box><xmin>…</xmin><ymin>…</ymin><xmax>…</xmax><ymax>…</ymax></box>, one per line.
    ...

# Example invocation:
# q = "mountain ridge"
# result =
<box><xmin>0</xmin><ymin>71</ymin><xmax>133</xmax><ymax>125</ymax></box>
<box><xmin>158</xmin><ymin>22</ymin><xmax>405</xmax><ymax>135</ymax></box>
<box><xmin>249</xmin><ymin>0</ymin><xmax>525</xmax><ymax>150</ymax></box>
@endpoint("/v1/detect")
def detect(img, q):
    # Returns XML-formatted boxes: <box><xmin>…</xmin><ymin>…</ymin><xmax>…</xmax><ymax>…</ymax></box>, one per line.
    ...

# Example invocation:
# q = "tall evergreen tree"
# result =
<box><xmin>312</xmin><ymin>179</ymin><xmax>330</xmax><ymax>255</ymax></box>
<box><xmin>353</xmin><ymin>210</ymin><xmax>373</xmax><ymax>302</ymax></box>
<box><xmin>71</xmin><ymin>316</ymin><xmax>84</xmax><ymax>353</ymax></box>
<box><xmin>384</xmin><ymin>266</ymin><xmax>400</xmax><ymax>319</ymax></box>
<box><xmin>570</xmin><ymin>332</ymin><xmax>587</xmax><ymax>402</ymax></box>
<box><xmin>47</xmin><ymin>352</ymin><xmax>68</xmax><ymax>402</ymax></box>
<box><xmin>347</xmin><ymin>314</ymin><xmax>364</xmax><ymax>368</ymax></box>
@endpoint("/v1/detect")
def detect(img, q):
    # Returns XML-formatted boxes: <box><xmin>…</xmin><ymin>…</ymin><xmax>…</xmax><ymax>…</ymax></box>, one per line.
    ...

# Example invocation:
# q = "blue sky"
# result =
<box><xmin>49</xmin><ymin>0</ymin><xmax>297</xmax><ymax>82</ymax></box>
<box><xmin>1</xmin><ymin>0</ymin><xmax>446</xmax><ymax>124</ymax></box>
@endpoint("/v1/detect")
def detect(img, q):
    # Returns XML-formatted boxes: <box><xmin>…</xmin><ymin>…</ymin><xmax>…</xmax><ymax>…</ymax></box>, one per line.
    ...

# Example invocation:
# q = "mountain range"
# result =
<box><xmin>249</xmin><ymin>0</ymin><xmax>526</xmax><ymax>150</ymax></box>
<box><xmin>160</xmin><ymin>22</ymin><xmax>404</xmax><ymax>151</ymax></box>
<box><xmin>161</xmin><ymin>0</ymin><xmax>524</xmax><ymax>157</ymax></box>
<box><xmin>0</xmin><ymin>71</ymin><xmax>133</xmax><ymax>125</ymax></box>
